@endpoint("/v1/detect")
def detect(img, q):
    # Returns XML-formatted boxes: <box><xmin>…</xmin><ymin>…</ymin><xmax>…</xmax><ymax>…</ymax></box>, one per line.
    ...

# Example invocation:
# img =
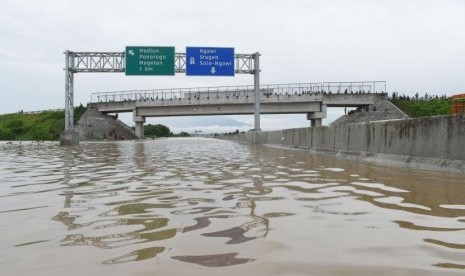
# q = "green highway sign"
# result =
<box><xmin>125</xmin><ymin>46</ymin><xmax>175</xmax><ymax>76</ymax></box>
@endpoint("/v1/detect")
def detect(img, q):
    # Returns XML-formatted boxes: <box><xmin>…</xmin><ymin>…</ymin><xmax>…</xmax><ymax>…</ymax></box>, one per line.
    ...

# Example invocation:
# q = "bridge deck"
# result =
<box><xmin>93</xmin><ymin>92</ymin><xmax>386</xmax><ymax>116</ymax></box>
<box><xmin>90</xmin><ymin>82</ymin><xmax>387</xmax><ymax>117</ymax></box>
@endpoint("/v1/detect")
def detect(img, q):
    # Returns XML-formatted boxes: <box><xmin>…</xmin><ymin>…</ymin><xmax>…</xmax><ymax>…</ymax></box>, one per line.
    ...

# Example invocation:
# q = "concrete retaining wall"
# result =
<box><xmin>224</xmin><ymin>115</ymin><xmax>465</xmax><ymax>171</ymax></box>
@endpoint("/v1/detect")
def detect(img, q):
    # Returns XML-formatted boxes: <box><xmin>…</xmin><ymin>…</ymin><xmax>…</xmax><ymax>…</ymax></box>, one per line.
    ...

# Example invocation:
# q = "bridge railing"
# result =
<box><xmin>90</xmin><ymin>81</ymin><xmax>386</xmax><ymax>103</ymax></box>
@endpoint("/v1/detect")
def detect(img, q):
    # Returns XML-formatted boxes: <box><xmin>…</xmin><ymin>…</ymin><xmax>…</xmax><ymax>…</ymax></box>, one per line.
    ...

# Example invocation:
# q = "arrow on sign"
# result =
<box><xmin>128</xmin><ymin>50</ymin><xmax>135</xmax><ymax>56</ymax></box>
<box><xmin>210</xmin><ymin>67</ymin><xmax>216</xmax><ymax>74</ymax></box>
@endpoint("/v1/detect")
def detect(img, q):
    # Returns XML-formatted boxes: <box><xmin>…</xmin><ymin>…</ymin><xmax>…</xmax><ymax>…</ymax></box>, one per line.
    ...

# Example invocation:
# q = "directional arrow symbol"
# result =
<box><xmin>210</xmin><ymin>67</ymin><xmax>216</xmax><ymax>74</ymax></box>
<box><xmin>128</xmin><ymin>50</ymin><xmax>135</xmax><ymax>56</ymax></box>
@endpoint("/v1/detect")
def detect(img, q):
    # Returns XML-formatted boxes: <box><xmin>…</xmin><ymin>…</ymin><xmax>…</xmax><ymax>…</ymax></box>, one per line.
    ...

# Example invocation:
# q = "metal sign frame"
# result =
<box><xmin>64</xmin><ymin>50</ymin><xmax>261</xmax><ymax>133</ymax></box>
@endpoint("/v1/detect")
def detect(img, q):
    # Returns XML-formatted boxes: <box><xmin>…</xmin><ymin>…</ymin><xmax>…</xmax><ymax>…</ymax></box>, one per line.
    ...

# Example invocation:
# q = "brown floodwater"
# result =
<box><xmin>1</xmin><ymin>138</ymin><xmax>465</xmax><ymax>275</ymax></box>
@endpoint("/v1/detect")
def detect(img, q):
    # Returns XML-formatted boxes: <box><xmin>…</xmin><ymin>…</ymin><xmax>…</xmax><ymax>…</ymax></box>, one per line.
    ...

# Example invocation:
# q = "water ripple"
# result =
<box><xmin>1</xmin><ymin>139</ymin><xmax>465</xmax><ymax>274</ymax></box>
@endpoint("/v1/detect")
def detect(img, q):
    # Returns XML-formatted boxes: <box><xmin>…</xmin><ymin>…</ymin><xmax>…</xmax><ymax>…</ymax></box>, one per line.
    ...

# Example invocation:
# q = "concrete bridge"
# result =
<box><xmin>90</xmin><ymin>82</ymin><xmax>387</xmax><ymax>138</ymax></box>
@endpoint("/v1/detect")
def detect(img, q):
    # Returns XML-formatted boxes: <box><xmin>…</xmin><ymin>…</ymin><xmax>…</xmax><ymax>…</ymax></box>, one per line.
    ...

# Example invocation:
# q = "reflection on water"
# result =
<box><xmin>1</xmin><ymin>138</ymin><xmax>465</xmax><ymax>275</ymax></box>
<box><xmin>172</xmin><ymin>252</ymin><xmax>254</xmax><ymax>267</ymax></box>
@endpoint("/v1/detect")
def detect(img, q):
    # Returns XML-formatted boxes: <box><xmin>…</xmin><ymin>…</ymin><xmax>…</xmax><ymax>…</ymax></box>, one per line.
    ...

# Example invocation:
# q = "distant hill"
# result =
<box><xmin>152</xmin><ymin>116</ymin><xmax>251</xmax><ymax>128</ymax></box>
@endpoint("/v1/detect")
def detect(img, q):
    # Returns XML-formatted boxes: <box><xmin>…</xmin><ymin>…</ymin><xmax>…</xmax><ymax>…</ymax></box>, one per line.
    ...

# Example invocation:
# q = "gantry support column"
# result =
<box><xmin>60</xmin><ymin>50</ymin><xmax>79</xmax><ymax>146</ymax></box>
<box><xmin>253</xmin><ymin>52</ymin><xmax>261</xmax><ymax>131</ymax></box>
<box><xmin>133</xmin><ymin>110</ymin><xmax>145</xmax><ymax>139</ymax></box>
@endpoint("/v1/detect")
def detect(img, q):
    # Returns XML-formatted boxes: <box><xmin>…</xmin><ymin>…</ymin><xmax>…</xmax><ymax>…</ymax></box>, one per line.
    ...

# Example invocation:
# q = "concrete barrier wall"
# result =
<box><xmin>226</xmin><ymin>115</ymin><xmax>465</xmax><ymax>161</ymax></box>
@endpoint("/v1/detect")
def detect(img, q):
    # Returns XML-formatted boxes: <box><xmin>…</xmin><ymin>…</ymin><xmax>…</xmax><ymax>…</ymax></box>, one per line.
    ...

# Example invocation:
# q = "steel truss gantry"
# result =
<box><xmin>64</xmin><ymin>50</ymin><xmax>260</xmax><ymax>133</ymax></box>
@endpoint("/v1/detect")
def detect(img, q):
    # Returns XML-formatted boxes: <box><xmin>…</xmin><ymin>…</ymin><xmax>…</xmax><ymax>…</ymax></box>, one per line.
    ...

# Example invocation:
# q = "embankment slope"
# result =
<box><xmin>75</xmin><ymin>105</ymin><xmax>138</xmax><ymax>141</ymax></box>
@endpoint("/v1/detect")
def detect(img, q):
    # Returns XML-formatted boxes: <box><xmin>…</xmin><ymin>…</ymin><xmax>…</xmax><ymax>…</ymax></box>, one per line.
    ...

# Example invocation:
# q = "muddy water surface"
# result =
<box><xmin>1</xmin><ymin>138</ymin><xmax>465</xmax><ymax>275</ymax></box>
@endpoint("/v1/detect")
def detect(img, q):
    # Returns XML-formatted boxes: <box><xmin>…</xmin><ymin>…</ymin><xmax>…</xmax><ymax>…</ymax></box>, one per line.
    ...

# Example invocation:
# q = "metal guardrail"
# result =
<box><xmin>21</xmin><ymin>109</ymin><xmax>64</xmax><ymax>114</ymax></box>
<box><xmin>90</xmin><ymin>81</ymin><xmax>386</xmax><ymax>103</ymax></box>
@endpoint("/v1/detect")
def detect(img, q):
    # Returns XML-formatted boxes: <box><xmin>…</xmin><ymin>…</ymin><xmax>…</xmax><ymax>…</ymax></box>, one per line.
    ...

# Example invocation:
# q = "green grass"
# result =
<box><xmin>0</xmin><ymin>105</ymin><xmax>86</xmax><ymax>141</ymax></box>
<box><xmin>390</xmin><ymin>97</ymin><xmax>451</xmax><ymax>118</ymax></box>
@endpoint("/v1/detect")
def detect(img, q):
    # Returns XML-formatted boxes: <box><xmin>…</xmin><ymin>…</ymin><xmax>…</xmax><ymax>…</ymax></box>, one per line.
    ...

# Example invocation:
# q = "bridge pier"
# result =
<box><xmin>307</xmin><ymin>104</ymin><xmax>327</xmax><ymax>127</ymax></box>
<box><xmin>310</xmin><ymin>118</ymin><xmax>322</xmax><ymax>127</ymax></box>
<box><xmin>133</xmin><ymin>111</ymin><xmax>145</xmax><ymax>139</ymax></box>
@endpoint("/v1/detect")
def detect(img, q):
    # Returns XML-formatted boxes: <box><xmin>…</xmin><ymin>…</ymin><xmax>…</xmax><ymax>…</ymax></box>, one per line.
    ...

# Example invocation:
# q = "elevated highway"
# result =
<box><xmin>90</xmin><ymin>82</ymin><xmax>387</xmax><ymax>138</ymax></box>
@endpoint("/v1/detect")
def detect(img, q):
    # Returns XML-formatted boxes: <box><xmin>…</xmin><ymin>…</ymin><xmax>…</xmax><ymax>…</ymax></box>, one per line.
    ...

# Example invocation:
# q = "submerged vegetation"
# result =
<box><xmin>389</xmin><ymin>92</ymin><xmax>451</xmax><ymax>117</ymax></box>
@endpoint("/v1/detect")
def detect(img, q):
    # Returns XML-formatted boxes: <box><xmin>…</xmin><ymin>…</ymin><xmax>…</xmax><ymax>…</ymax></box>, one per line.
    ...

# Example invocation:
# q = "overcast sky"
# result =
<box><xmin>1</xmin><ymin>0</ymin><xmax>464</xmax><ymax>130</ymax></box>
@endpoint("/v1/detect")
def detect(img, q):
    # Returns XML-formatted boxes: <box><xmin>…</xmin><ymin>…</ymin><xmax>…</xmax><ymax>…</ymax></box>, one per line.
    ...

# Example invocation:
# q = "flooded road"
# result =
<box><xmin>1</xmin><ymin>138</ymin><xmax>465</xmax><ymax>275</ymax></box>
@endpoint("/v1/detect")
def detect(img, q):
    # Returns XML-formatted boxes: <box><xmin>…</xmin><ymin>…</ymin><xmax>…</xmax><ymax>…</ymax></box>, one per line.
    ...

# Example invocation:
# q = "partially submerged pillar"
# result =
<box><xmin>133</xmin><ymin>110</ymin><xmax>145</xmax><ymax>139</ymax></box>
<box><xmin>60</xmin><ymin>50</ymin><xmax>79</xmax><ymax>146</ymax></box>
<box><xmin>253</xmin><ymin>52</ymin><xmax>261</xmax><ymax>131</ymax></box>
<box><xmin>60</xmin><ymin>130</ymin><xmax>80</xmax><ymax>146</ymax></box>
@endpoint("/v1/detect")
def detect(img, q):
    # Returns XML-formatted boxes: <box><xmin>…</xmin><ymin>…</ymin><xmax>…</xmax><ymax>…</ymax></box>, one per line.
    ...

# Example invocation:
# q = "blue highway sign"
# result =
<box><xmin>186</xmin><ymin>47</ymin><xmax>235</xmax><ymax>76</ymax></box>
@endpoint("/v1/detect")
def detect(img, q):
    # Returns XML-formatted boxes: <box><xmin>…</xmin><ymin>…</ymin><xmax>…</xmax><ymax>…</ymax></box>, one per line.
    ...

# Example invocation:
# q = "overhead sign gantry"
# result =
<box><xmin>62</xmin><ymin>46</ymin><xmax>260</xmax><ymax>145</ymax></box>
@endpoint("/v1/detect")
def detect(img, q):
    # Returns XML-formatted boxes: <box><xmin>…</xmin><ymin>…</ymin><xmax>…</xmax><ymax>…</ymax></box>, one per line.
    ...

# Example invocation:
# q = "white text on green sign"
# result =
<box><xmin>125</xmin><ymin>46</ymin><xmax>175</xmax><ymax>76</ymax></box>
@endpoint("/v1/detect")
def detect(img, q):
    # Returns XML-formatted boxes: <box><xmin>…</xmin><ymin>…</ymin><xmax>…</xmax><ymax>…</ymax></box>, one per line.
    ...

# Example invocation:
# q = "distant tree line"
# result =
<box><xmin>143</xmin><ymin>124</ymin><xmax>190</xmax><ymax>138</ymax></box>
<box><xmin>390</xmin><ymin>92</ymin><xmax>449</xmax><ymax>101</ymax></box>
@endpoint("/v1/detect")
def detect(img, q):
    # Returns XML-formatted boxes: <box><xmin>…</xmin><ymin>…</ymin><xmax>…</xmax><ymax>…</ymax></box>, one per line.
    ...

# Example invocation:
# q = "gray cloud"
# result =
<box><xmin>1</xmin><ymin>0</ymin><xmax>464</xmax><ymax>128</ymax></box>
